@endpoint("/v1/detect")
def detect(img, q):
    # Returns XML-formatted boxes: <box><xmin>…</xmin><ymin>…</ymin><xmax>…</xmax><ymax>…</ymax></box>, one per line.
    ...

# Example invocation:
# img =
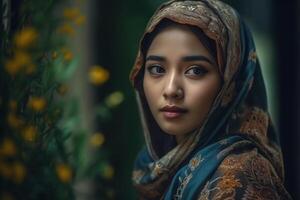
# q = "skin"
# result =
<box><xmin>143</xmin><ymin>24</ymin><xmax>222</xmax><ymax>144</ymax></box>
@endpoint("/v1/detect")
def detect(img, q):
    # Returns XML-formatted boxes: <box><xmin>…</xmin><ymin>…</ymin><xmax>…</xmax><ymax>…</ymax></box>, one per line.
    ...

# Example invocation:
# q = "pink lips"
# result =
<box><xmin>159</xmin><ymin>105</ymin><xmax>188</xmax><ymax>119</ymax></box>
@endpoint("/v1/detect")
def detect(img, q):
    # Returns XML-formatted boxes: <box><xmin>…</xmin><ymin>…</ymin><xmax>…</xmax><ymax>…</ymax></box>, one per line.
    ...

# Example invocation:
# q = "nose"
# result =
<box><xmin>163</xmin><ymin>72</ymin><xmax>184</xmax><ymax>100</ymax></box>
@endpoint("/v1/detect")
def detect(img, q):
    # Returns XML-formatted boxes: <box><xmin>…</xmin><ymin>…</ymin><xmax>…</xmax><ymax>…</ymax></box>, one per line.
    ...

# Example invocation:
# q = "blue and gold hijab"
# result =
<box><xmin>129</xmin><ymin>0</ymin><xmax>291</xmax><ymax>199</ymax></box>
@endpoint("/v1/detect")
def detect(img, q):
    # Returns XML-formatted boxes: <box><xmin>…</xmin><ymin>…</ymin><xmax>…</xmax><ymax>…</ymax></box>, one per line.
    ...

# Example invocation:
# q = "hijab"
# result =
<box><xmin>129</xmin><ymin>0</ymin><xmax>290</xmax><ymax>199</ymax></box>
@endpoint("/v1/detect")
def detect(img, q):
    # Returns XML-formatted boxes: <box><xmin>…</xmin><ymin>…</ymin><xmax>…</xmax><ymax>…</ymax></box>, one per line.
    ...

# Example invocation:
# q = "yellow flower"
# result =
<box><xmin>7</xmin><ymin>113</ymin><xmax>24</xmax><ymax>129</ymax></box>
<box><xmin>105</xmin><ymin>91</ymin><xmax>124</xmax><ymax>108</ymax></box>
<box><xmin>15</xmin><ymin>51</ymin><xmax>32</xmax><ymax>65</ymax></box>
<box><xmin>90</xmin><ymin>133</ymin><xmax>105</xmax><ymax>147</ymax></box>
<box><xmin>4</xmin><ymin>59</ymin><xmax>22</xmax><ymax>75</ymax></box>
<box><xmin>57</xmin><ymin>24</ymin><xmax>75</xmax><ymax>36</ymax></box>
<box><xmin>14</xmin><ymin>27</ymin><xmax>38</xmax><ymax>48</ymax></box>
<box><xmin>62</xmin><ymin>49</ymin><xmax>73</xmax><ymax>61</ymax></box>
<box><xmin>22</xmin><ymin>126</ymin><xmax>38</xmax><ymax>142</ymax></box>
<box><xmin>0</xmin><ymin>161</ymin><xmax>26</xmax><ymax>184</ymax></box>
<box><xmin>9</xmin><ymin>100</ymin><xmax>17</xmax><ymax>111</ymax></box>
<box><xmin>27</xmin><ymin>96</ymin><xmax>46</xmax><ymax>112</ymax></box>
<box><xmin>74</xmin><ymin>15</ymin><xmax>86</xmax><ymax>26</ymax></box>
<box><xmin>102</xmin><ymin>164</ymin><xmax>114</xmax><ymax>180</ymax></box>
<box><xmin>4</xmin><ymin>51</ymin><xmax>32</xmax><ymax>75</ymax></box>
<box><xmin>89</xmin><ymin>65</ymin><xmax>110</xmax><ymax>85</ymax></box>
<box><xmin>56</xmin><ymin>163</ymin><xmax>72</xmax><ymax>183</ymax></box>
<box><xmin>63</xmin><ymin>8</ymin><xmax>80</xmax><ymax>20</ymax></box>
<box><xmin>0</xmin><ymin>138</ymin><xmax>17</xmax><ymax>156</ymax></box>
<box><xmin>12</xmin><ymin>161</ymin><xmax>26</xmax><ymax>184</ymax></box>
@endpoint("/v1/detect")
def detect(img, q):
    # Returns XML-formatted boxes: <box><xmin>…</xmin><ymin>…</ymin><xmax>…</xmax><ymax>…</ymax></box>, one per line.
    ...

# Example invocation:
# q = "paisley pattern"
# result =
<box><xmin>129</xmin><ymin>0</ymin><xmax>291</xmax><ymax>199</ymax></box>
<box><xmin>174</xmin><ymin>154</ymin><xmax>204</xmax><ymax>199</ymax></box>
<box><xmin>197</xmin><ymin>149</ymin><xmax>291</xmax><ymax>199</ymax></box>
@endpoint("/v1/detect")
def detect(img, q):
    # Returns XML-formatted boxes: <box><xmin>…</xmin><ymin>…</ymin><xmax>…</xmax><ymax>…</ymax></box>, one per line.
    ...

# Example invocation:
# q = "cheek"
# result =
<box><xmin>186</xmin><ymin>78</ymin><xmax>221</xmax><ymax>119</ymax></box>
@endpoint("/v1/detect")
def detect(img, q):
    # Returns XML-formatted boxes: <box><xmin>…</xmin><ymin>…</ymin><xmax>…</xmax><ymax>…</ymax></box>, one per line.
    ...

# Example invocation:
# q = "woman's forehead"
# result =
<box><xmin>146</xmin><ymin>27</ymin><xmax>214</xmax><ymax>61</ymax></box>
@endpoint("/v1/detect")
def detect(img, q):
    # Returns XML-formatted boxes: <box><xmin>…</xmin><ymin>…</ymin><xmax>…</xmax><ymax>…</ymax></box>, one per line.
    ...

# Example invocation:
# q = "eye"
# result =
<box><xmin>146</xmin><ymin>65</ymin><xmax>165</xmax><ymax>76</ymax></box>
<box><xmin>185</xmin><ymin>66</ymin><xmax>208</xmax><ymax>77</ymax></box>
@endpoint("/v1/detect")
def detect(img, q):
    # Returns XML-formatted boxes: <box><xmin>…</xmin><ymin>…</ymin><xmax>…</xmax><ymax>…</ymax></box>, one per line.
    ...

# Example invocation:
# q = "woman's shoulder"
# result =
<box><xmin>197</xmin><ymin>148</ymin><xmax>292</xmax><ymax>200</ymax></box>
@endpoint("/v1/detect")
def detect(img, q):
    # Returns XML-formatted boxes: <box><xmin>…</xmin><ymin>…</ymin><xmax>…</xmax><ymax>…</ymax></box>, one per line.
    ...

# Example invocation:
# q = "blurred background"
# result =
<box><xmin>1</xmin><ymin>0</ymin><xmax>299</xmax><ymax>199</ymax></box>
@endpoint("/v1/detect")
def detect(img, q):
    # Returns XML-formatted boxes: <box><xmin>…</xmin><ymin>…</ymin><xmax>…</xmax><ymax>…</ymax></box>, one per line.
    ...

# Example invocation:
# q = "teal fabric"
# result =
<box><xmin>135</xmin><ymin>136</ymin><xmax>256</xmax><ymax>199</ymax></box>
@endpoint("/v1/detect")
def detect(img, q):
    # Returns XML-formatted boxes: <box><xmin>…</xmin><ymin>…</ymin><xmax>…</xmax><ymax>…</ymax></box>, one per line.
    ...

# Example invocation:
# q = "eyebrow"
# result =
<box><xmin>182</xmin><ymin>55</ymin><xmax>214</xmax><ymax>65</ymax></box>
<box><xmin>146</xmin><ymin>55</ymin><xmax>166</xmax><ymax>62</ymax></box>
<box><xmin>146</xmin><ymin>55</ymin><xmax>215</xmax><ymax>65</ymax></box>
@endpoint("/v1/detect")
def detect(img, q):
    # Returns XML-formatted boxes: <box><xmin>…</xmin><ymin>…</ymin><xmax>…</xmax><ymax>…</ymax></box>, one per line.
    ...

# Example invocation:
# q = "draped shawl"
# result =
<box><xmin>129</xmin><ymin>0</ymin><xmax>292</xmax><ymax>199</ymax></box>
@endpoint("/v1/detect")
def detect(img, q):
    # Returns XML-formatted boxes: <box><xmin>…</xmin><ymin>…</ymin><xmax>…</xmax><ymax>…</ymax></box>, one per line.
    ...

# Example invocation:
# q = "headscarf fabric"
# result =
<box><xmin>129</xmin><ymin>0</ymin><xmax>291</xmax><ymax>199</ymax></box>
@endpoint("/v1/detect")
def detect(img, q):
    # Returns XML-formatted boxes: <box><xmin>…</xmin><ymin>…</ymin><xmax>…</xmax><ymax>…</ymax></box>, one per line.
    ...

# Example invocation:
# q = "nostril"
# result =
<box><xmin>163</xmin><ymin>88</ymin><xmax>184</xmax><ymax>99</ymax></box>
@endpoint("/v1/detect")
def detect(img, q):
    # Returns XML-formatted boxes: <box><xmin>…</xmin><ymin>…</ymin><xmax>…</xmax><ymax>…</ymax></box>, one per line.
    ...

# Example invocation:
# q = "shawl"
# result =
<box><xmin>129</xmin><ymin>0</ymin><xmax>292</xmax><ymax>199</ymax></box>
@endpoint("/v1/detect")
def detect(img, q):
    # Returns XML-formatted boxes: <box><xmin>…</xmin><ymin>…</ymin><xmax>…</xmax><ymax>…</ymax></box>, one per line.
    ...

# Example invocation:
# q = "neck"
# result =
<box><xmin>175</xmin><ymin>135</ymin><xmax>187</xmax><ymax>144</ymax></box>
<box><xmin>175</xmin><ymin>129</ymin><xmax>197</xmax><ymax>144</ymax></box>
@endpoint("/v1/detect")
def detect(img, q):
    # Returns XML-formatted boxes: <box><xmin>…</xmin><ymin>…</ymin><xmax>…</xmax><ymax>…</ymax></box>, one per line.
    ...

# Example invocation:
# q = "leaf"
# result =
<box><xmin>53</xmin><ymin>57</ymin><xmax>79</xmax><ymax>82</ymax></box>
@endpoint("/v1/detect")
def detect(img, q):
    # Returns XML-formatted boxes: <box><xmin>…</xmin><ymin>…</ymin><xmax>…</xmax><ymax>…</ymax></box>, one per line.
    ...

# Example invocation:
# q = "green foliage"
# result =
<box><xmin>0</xmin><ymin>0</ymin><xmax>122</xmax><ymax>199</ymax></box>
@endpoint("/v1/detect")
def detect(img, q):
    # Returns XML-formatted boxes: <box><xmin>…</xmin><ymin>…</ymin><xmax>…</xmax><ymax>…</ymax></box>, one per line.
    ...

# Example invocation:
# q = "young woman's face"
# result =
<box><xmin>143</xmin><ymin>25</ymin><xmax>222</xmax><ymax>143</ymax></box>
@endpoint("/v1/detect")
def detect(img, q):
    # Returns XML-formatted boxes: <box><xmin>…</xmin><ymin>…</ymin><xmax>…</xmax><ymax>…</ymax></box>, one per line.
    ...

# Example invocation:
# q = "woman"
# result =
<box><xmin>129</xmin><ymin>0</ymin><xmax>292</xmax><ymax>199</ymax></box>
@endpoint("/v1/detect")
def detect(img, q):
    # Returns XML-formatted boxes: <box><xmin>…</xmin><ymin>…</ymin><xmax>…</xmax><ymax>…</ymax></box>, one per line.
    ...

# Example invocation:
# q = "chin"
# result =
<box><xmin>161</xmin><ymin>126</ymin><xmax>190</xmax><ymax>136</ymax></box>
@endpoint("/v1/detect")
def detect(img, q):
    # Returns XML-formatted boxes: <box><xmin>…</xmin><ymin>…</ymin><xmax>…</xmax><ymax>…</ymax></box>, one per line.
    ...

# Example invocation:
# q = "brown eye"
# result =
<box><xmin>146</xmin><ymin>65</ymin><xmax>165</xmax><ymax>76</ymax></box>
<box><xmin>185</xmin><ymin>66</ymin><xmax>207</xmax><ymax>76</ymax></box>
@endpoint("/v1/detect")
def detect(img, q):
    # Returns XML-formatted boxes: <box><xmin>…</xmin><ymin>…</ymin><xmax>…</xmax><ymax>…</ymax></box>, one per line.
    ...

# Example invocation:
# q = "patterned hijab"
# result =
<box><xmin>129</xmin><ymin>0</ymin><xmax>290</xmax><ymax>199</ymax></box>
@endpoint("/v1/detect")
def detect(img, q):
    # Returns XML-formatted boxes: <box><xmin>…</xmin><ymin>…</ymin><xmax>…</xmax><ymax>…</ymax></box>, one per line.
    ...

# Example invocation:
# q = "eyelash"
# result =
<box><xmin>146</xmin><ymin>65</ymin><xmax>208</xmax><ymax>77</ymax></box>
<box><xmin>146</xmin><ymin>65</ymin><xmax>165</xmax><ymax>75</ymax></box>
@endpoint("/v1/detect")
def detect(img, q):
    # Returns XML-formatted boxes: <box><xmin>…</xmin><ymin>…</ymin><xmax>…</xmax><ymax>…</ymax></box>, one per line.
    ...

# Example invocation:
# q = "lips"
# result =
<box><xmin>160</xmin><ymin>105</ymin><xmax>188</xmax><ymax>119</ymax></box>
<box><xmin>160</xmin><ymin>105</ymin><xmax>188</xmax><ymax>113</ymax></box>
